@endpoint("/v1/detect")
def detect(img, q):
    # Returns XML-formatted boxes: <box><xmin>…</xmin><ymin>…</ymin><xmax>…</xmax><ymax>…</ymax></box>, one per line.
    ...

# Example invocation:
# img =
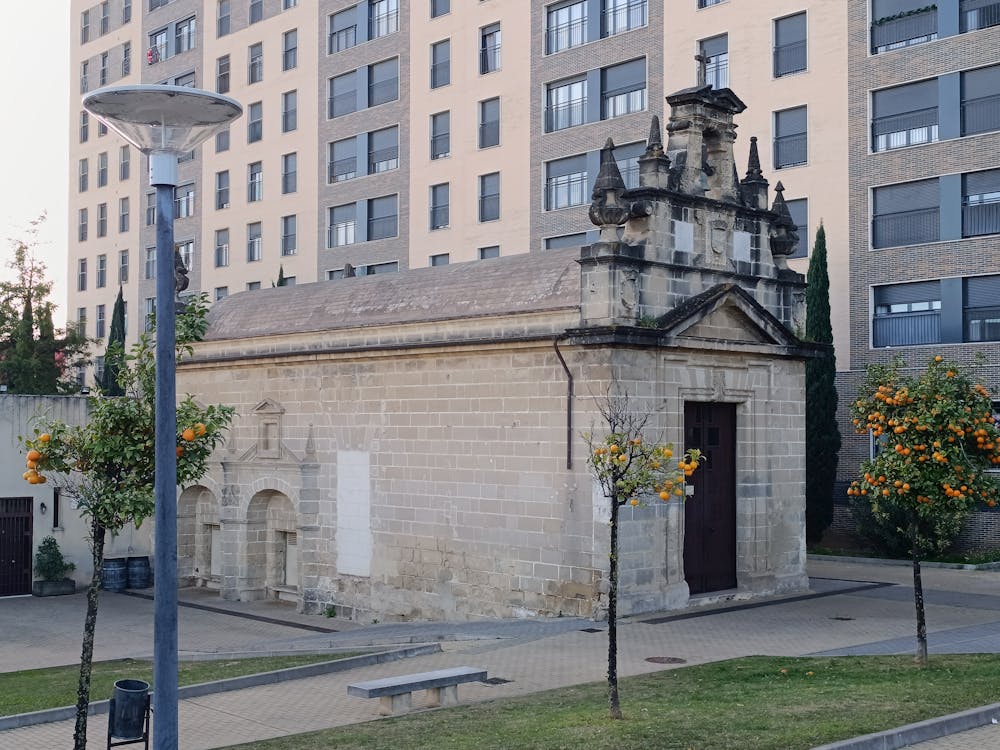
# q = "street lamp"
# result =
<box><xmin>82</xmin><ymin>85</ymin><xmax>241</xmax><ymax>750</ymax></box>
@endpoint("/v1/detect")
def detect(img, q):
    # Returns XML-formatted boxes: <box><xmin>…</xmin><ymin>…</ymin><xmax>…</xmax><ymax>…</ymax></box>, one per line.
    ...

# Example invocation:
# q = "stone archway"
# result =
<box><xmin>244</xmin><ymin>490</ymin><xmax>298</xmax><ymax>602</ymax></box>
<box><xmin>178</xmin><ymin>485</ymin><xmax>221</xmax><ymax>587</ymax></box>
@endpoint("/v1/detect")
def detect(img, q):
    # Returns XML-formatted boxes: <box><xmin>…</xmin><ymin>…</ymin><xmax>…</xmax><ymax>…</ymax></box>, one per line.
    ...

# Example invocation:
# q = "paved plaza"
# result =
<box><xmin>2</xmin><ymin>558</ymin><xmax>1000</xmax><ymax>749</ymax></box>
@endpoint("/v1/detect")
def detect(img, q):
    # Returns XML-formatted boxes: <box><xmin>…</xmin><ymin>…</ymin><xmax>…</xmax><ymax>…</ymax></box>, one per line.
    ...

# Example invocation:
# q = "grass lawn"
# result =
<box><xmin>222</xmin><ymin>654</ymin><xmax>1000</xmax><ymax>750</ymax></box>
<box><xmin>0</xmin><ymin>653</ymin><xmax>368</xmax><ymax>717</ymax></box>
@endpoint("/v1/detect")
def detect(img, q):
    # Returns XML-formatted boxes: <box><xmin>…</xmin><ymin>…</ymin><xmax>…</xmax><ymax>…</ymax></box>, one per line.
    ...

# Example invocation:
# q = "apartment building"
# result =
<box><xmin>838</xmin><ymin>0</ymin><xmax>1000</xmax><ymax>484</ymax></box>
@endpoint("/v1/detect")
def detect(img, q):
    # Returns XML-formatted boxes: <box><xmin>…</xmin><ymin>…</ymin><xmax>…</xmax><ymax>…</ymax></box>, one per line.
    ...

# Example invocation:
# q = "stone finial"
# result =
<box><xmin>645</xmin><ymin>115</ymin><xmax>663</xmax><ymax>156</ymax></box>
<box><xmin>343</xmin><ymin>263</ymin><xmax>356</xmax><ymax>278</ymax></box>
<box><xmin>768</xmin><ymin>181</ymin><xmax>800</xmax><ymax>265</ymax></box>
<box><xmin>745</xmin><ymin>136</ymin><xmax>763</xmax><ymax>181</ymax></box>
<box><xmin>739</xmin><ymin>135</ymin><xmax>769</xmax><ymax>209</ymax></box>
<box><xmin>589</xmin><ymin>139</ymin><xmax>630</xmax><ymax>241</ymax></box>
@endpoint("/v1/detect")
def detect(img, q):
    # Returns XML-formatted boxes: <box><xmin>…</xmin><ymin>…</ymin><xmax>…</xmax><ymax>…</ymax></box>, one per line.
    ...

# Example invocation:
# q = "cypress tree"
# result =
<box><xmin>6</xmin><ymin>295</ymin><xmax>41</xmax><ymax>393</ymax></box>
<box><xmin>805</xmin><ymin>224</ymin><xmax>841</xmax><ymax>543</ymax></box>
<box><xmin>34</xmin><ymin>303</ymin><xmax>61</xmax><ymax>395</ymax></box>
<box><xmin>100</xmin><ymin>287</ymin><xmax>127</xmax><ymax>397</ymax></box>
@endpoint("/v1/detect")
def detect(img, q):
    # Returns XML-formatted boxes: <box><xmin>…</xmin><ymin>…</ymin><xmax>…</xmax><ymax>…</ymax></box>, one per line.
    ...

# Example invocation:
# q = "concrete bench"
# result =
<box><xmin>347</xmin><ymin>666</ymin><xmax>488</xmax><ymax>715</ymax></box>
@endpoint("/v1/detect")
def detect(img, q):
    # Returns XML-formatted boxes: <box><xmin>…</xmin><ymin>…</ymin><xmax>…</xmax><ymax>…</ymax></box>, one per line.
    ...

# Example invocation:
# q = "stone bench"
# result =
<box><xmin>347</xmin><ymin>666</ymin><xmax>488</xmax><ymax>715</ymax></box>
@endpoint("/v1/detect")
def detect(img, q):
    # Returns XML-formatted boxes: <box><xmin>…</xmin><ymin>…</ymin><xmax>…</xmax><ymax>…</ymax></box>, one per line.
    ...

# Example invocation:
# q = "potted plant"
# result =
<box><xmin>32</xmin><ymin>536</ymin><xmax>77</xmax><ymax>596</ymax></box>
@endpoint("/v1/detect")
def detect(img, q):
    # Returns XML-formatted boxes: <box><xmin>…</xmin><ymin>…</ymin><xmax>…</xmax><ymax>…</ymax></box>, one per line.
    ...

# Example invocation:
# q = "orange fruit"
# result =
<box><xmin>26</xmin><ymin>449</ymin><xmax>41</xmax><ymax>462</ymax></box>
<box><xmin>194</xmin><ymin>422</ymin><xmax>207</xmax><ymax>437</ymax></box>
<box><xmin>176</xmin><ymin>446</ymin><xmax>185</xmax><ymax>458</ymax></box>
<box><xmin>26</xmin><ymin>460</ymin><xmax>37</xmax><ymax>470</ymax></box>
<box><xmin>182</xmin><ymin>428</ymin><xmax>196</xmax><ymax>442</ymax></box>
<box><xmin>38</xmin><ymin>433</ymin><xmax>51</xmax><ymax>443</ymax></box>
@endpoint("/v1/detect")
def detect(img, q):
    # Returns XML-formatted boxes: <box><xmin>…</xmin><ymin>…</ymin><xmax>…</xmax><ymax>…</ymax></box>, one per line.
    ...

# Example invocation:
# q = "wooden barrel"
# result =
<box><xmin>101</xmin><ymin>558</ymin><xmax>127</xmax><ymax>592</ymax></box>
<box><xmin>126</xmin><ymin>556</ymin><xmax>152</xmax><ymax>589</ymax></box>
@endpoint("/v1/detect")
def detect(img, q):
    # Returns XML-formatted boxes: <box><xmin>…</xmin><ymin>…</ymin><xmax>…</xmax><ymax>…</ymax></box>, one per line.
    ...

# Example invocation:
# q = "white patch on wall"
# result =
<box><xmin>336</xmin><ymin>450</ymin><xmax>372</xmax><ymax>576</ymax></box>
<box><xmin>592</xmin><ymin>480</ymin><xmax>611</xmax><ymax>523</ymax></box>
<box><xmin>209</xmin><ymin>525</ymin><xmax>222</xmax><ymax>577</ymax></box>
<box><xmin>674</xmin><ymin>220</ymin><xmax>694</xmax><ymax>253</ymax></box>
<box><xmin>733</xmin><ymin>231</ymin><xmax>752</xmax><ymax>262</ymax></box>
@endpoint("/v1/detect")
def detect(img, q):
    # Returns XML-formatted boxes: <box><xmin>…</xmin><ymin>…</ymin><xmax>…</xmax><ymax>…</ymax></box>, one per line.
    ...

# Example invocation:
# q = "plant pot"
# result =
<box><xmin>32</xmin><ymin>578</ymin><xmax>77</xmax><ymax>597</ymax></box>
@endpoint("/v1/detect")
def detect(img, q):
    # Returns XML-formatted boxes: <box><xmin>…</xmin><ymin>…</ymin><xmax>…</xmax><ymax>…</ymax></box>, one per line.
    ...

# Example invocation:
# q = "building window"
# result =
<box><xmin>218</xmin><ymin>0</ymin><xmax>231</xmax><ymax>37</ymax></box>
<box><xmin>78</xmin><ymin>209</ymin><xmax>88</xmax><ymax>241</ymax></box>
<box><xmin>478</xmin><ymin>245</ymin><xmax>500</xmax><ymax>259</ymax></box>
<box><xmin>247</xmin><ymin>282</ymin><xmax>261</xmax><ymax>291</ymax></box>
<box><xmin>329</xmin><ymin>137</ymin><xmax>358</xmax><ymax>182</ymax></box>
<box><xmin>480</xmin><ymin>23</ymin><xmax>501</xmax><ymax>74</ymax></box>
<box><xmin>547</xmin><ymin>0</ymin><xmax>587</xmax><ymax>54</ymax></box>
<box><xmin>119</xmin><ymin>249</ymin><xmax>129</xmax><ymax>284</ymax></box>
<box><xmin>774</xmin><ymin>106</ymin><xmax>807</xmax><ymax>168</ymax></box>
<box><xmin>282</xmin><ymin>152</ymin><xmax>297</xmax><ymax>194</ymax></box>
<box><xmin>145</xmin><ymin>192</ymin><xmax>155</xmax><ymax>226</ymax></box>
<box><xmin>212</xmin><ymin>171</ymin><xmax>229</xmax><ymax>211</ymax></box>
<box><xmin>431</xmin><ymin>111</ymin><xmax>450</xmax><ymax>159</ymax></box>
<box><xmin>149</xmin><ymin>28</ymin><xmax>168</xmax><ymax>63</ymax></box>
<box><xmin>248</xmin><ymin>101</ymin><xmax>263</xmax><ymax>142</ymax></box>
<box><xmin>785</xmin><ymin>198</ymin><xmax>808</xmax><ymax>258</ymax></box>
<box><xmin>97</xmin><ymin>152</ymin><xmax>108</xmax><ymax>187</ymax></box>
<box><xmin>250</xmin><ymin>0</ymin><xmax>263</xmax><ymax>24</ymax></box>
<box><xmin>216</xmin><ymin>55</ymin><xmax>230</xmax><ymax>93</ymax></box>
<box><xmin>873</xmin><ymin>280</ymin><xmax>941</xmax><ymax>347</ymax></box>
<box><xmin>479</xmin><ymin>97</ymin><xmax>500</xmax><ymax>148</ymax></box>
<box><xmin>95</xmin><ymin>255</ymin><xmax>107</xmax><ymax>289</ymax></box>
<box><xmin>215</xmin><ymin>229</ymin><xmax>230</xmax><ymax>267</ymax></box>
<box><xmin>247</xmin><ymin>222</ymin><xmax>262</xmax><ymax>261</ymax></box>
<box><xmin>282</xmin><ymin>90</ymin><xmax>297</xmax><ymax>132</ymax></box>
<box><xmin>119</xmin><ymin>145</ymin><xmax>130</xmax><ymax>181</ymax></box>
<box><xmin>369</xmin><ymin>58</ymin><xmax>399</xmax><ymax>107</ymax></box>
<box><xmin>774</xmin><ymin>12</ymin><xmax>807</xmax><ymax>77</ymax></box>
<box><xmin>431</xmin><ymin>39</ymin><xmax>450</xmax><ymax>88</ymax></box>
<box><xmin>81</xmin><ymin>9</ymin><xmax>90</xmax><ymax>43</ymax></box>
<box><xmin>329</xmin><ymin>72</ymin><xmax>357</xmax><ymax>118</ymax></box>
<box><xmin>700</xmin><ymin>34</ymin><xmax>728</xmax><ymax>89</ymax></box>
<box><xmin>80</xmin><ymin>61</ymin><xmax>89</xmax><ymax>94</ymax></box>
<box><xmin>175</xmin><ymin>16</ymin><xmax>196</xmax><ymax>53</ymax></box>
<box><xmin>368</xmin><ymin>195</ymin><xmax>399</xmax><ymax>240</ymax></box>
<box><xmin>95</xmin><ymin>304</ymin><xmax>106</xmax><ymax>338</ymax></box>
<box><xmin>368</xmin><ymin>126</ymin><xmax>398</xmax><ymax>174</ymax></box>
<box><xmin>546</xmin><ymin>155</ymin><xmax>587</xmax><ymax>210</ymax></box>
<box><xmin>119</xmin><ymin>197</ymin><xmax>130</xmax><ymax>233</ymax></box>
<box><xmin>123</xmin><ymin>0</ymin><xmax>132</xmax><ymax>24</ymax></box>
<box><xmin>284</xmin><ymin>0</ymin><xmax>297</xmax><ymax>8</ymax></box>
<box><xmin>872</xmin><ymin>80</ymin><xmax>938</xmax><ymax>152</ymax></box>
<box><xmin>871</xmin><ymin>1</ymin><xmax>936</xmax><ymax>53</ymax></box>
<box><xmin>963</xmin><ymin>168</ymin><xmax>1000</xmax><ymax>238</ymax></box>
<box><xmin>80</xmin><ymin>111</ymin><xmax>89</xmax><ymax>143</ymax></box>
<box><xmin>174</xmin><ymin>71</ymin><xmax>196</xmax><ymax>89</ymax></box>
<box><xmin>144</xmin><ymin>298</ymin><xmax>155</xmax><ymax>333</ymax></box>
<box><xmin>122</xmin><ymin>42</ymin><xmax>131</xmax><ymax>76</ymax></box>
<box><xmin>248</xmin><ymin>162</ymin><xmax>263</xmax><ymax>202</ymax></box>
<box><xmin>328</xmin><ymin>203</ymin><xmax>357</xmax><ymax>247</ymax></box>
<box><xmin>872</xmin><ymin>179</ymin><xmax>940</xmax><ymax>248</ymax></box>
<box><xmin>283</xmin><ymin>29</ymin><xmax>297</xmax><ymax>71</ymax></box>
<box><xmin>100</xmin><ymin>4</ymin><xmax>112</xmax><ymax>35</ymax></box>
<box><xmin>432</xmin><ymin>0</ymin><xmax>450</xmax><ymax>18</ymax></box>
<box><xmin>962</xmin><ymin>64</ymin><xmax>1000</xmax><ymax>136</ymax></box>
<box><xmin>248</xmin><ymin>43</ymin><xmax>263</xmax><ymax>84</ymax></box>
<box><xmin>479</xmin><ymin>172</ymin><xmax>501</xmax><ymax>221</ymax></box>
<box><xmin>370</xmin><ymin>0</ymin><xmax>399</xmax><ymax>38</ymax></box>
<box><xmin>698</xmin><ymin>0</ymin><xmax>725</xmax><ymax>6</ymax></box>
<box><xmin>79</xmin><ymin>158</ymin><xmax>89</xmax><ymax>192</ymax></box>
<box><xmin>175</xmin><ymin>184</ymin><xmax>195</xmax><ymax>218</ymax></box>
<box><xmin>176</xmin><ymin>240</ymin><xmax>194</xmax><ymax>273</ymax></box>
<box><xmin>144</xmin><ymin>247</ymin><xmax>156</xmax><ymax>280</ymax></box>
<box><xmin>961</xmin><ymin>0</ymin><xmax>1000</xmax><ymax>32</ymax></box>
<box><xmin>546</xmin><ymin>76</ymin><xmax>587</xmax><ymax>132</ymax></box>
<box><xmin>965</xmin><ymin>275</ymin><xmax>1000</xmax><ymax>342</ymax></box>
<box><xmin>545</xmin><ymin>232</ymin><xmax>588</xmax><ymax>250</ymax></box>
<box><xmin>78</xmin><ymin>308</ymin><xmax>88</xmax><ymax>337</ymax></box>
<box><xmin>329</xmin><ymin>8</ymin><xmax>357</xmax><ymax>53</ymax></box>
<box><xmin>97</xmin><ymin>204</ymin><xmax>107</xmax><ymax>237</ymax></box>
<box><xmin>216</xmin><ymin>128</ymin><xmax>230</xmax><ymax>153</ymax></box>
<box><xmin>78</xmin><ymin>259</ymin><xmax>88</xmax><ymax>292</ymax></box>
<box><xmin>214</xmin><ymin>286</ymin><xmax>228</xmax><ymax>301</ymax></box>
<box><xmin>100</xmin><ymin>52</ymin><xmax>109</xmax><ymax>86</ymax></box>
<box><xmin>614</xmin><ymin>141</ymin><xmax>644</xmax><ymax>189</ymax></box>
<box><xmin>430</xmin><ymin>253</ymin><xmax>450</xmax><ymax>266</ymax></box>
<box><xmin>281</xmin><ymin>215</ymin><xmax>297</xmax><ymax>256</ymax></box>
<box><xmin>430</xmin><ymin>183</ymin><xmax>450</xmax><ymax>229</ymax></box>
<box><xmin>602</xmin><ymin>0</ymin><xmax>647</xmax><ymax>37</ymax></box>
<box><xmin>602</xmin><ymin>59</ymin><xmax>646</xmax><ymax>119</ymax></box>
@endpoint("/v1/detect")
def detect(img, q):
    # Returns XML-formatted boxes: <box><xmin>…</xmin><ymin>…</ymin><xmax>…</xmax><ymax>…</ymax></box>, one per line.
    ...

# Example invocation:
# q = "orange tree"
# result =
<box><xmin>19</xmin><ymin>295</ymin><xmax>233</xmax><ymax>750</ymax></box>
<box><xmin>848</xmin><ymin>354</ymin><xmax>999</xmax><ymax>666</ymax></box>
<box><xmin>586</xmin><ymin>391</ymin><xmax>701</xmax><ymax>720</ymax></box>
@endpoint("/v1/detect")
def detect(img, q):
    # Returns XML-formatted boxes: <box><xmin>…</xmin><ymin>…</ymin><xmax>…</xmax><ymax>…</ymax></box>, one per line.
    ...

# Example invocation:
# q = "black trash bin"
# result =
<box><xmin>108</xmin><ymin>678</ymin><xmax>150</xmax><ymax>749</ymax></box>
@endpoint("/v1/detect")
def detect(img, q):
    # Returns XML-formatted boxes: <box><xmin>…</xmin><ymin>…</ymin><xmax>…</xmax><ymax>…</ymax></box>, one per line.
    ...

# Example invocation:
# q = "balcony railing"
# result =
<box><xmin>871</xmin><ymin>8</ymin><xmax>937</xmax><ymax>53</ymax></box>
<box><xmin>329</xmin><ymin>26</ymin><xmax>357</xmax><ymax>53</ymax></box>
<box><xmin>430</xmin><ymin>205</ymin><xmax>449</xmax><ymax>229</ymax></box>
<box><xmin>965</xmin><ymin>305</ymin><xmax>1000</xmax><ymax>341</ymax></box>
<box><xmin>368</xmin><ymin>78</ymin><xmax>398</xmax><ymax>106</ymax></box>
<box><xmin>480</xmin><ymin>43</ymin><xmax>501</xmax><ymax>74</ymax></box>
<box><xmin>329</xmin><ymin>156</ymin><xmax>357</xmax><ymax>182</ymax></box>
<box><xmin>246</xmin><ymin>237</ymin><xmax>262</xmax><ymax>262</ymax></box>
<box><xmin>602</xmin><ymin>88</ymin><xmax>646</xmax><ymax>119</ymax></box>
<box><xmin>774</xmin><ymin>133</ymin><xmax>807</xmax><ymax>168</ymax></box>
<box><xmin>370</xmin><ymin>9</ymin><xmax>398</xmax><ymax>38</ymax></box>
<box><xmin>546</xmin><ymin>17</ymin><xmax>587</xmax><ymax>54</ymax></box>
<box><xmin>962</xmin><ymin>93</ymin><xmax>1000</xmax><ymax>136</ymax></box>
<box><xmin>961</xmin><ymin>0</ymin><xmax>1000</xmax><ymax>31</ymax></box>
<box><xmin>368</xmin><ymin>215</ymin><xmax>398</xmax><ymax>240</ymax></box>
<box><xmin>872</xmin><ymin>206</ymin><xmax>940</xmax><ymax>248</ymax></box>
<box><xmin>962</xmin><ymin>201</ymin><xmax>1000</xmax><ymax>237</ymax></box>
<box><xmin>329</xmin><ymin>91</ymin><xmax>357</xmax><ymax>118</ymax></box>
<box><xmin>602</xmin><ymin>0</ymin><xmax>647</xmax><ymax>37</ymax></box>
<box><xmin>546</xmin><ymin>98</ymin><xmax>587</xmax><ymax>131</ymax></box>
<box><xmin>872</xmin><ymin>107</ymin><xmax>939</xmax><ymax>151</ymax></box>
<box><xmin>431</xmin><ymin>60</ymin><xmax>450</xmax><ymax>88</ymax></box>
<box><xmin>479</xmin><ymin>194</ymin><xmax>500</xmax><ymax>221</ymax></box>
<box><xmin>368</xmin><ymin>147</ymin><xmax>398</xmax><ymax>174</ymax></box>
<box><xmin>281</xmin><ymin>234</ymin><xmax>296</xmax><ymax>255</ymax></box>
<box><xmin>873</xmin><ymin>310</ymin><xmax>941</xmax><ymax>347</ymax></box>
<box><xmin>328</xmin><ymin>222</ymin><xmax>356</xmax><ymax>248</ymax></box>
<box><xmin>773</xmin><ymin>40</ymin><xmax>806</xmax><ymax>77</ymax></box>
<box><xmin>282</xmin><ymin>109</ymin><xmax>297</xmax><ymax>132</ymax></box>
<box><xmin>546</xmin><ymin>173</ymin><xmax>588</xmax><ymax>210</ymax></box>
<box><xmin>431</xmin><ymin>133</ymin><xmax>450</xmax><ymax>159</ymax></box>
<box><xmin>706</xmin><ymin>58</ymin><xmax>728</xmax><ymax>89</ymax></box>
<box><xmin>479</xmin><ymin>120</ymin><xmax>499</xmax><ymax>147</ymax></box>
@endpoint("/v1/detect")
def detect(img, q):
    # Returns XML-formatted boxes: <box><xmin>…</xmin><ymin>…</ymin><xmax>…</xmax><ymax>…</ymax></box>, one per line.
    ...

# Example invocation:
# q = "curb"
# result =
<box><xmin>808</xmin><ymin>554</ymin><xmax>1000</xmax><ymax>571</ymax></box>
<box><xmin>0</xmin><ymin>643</ymin><xmax>441</xmax><ymax>732</ymax></box>
<box><xmin>813</xmin><ymin>702</ymin><xmax>1000</xmax><ymax>749</ymax></box>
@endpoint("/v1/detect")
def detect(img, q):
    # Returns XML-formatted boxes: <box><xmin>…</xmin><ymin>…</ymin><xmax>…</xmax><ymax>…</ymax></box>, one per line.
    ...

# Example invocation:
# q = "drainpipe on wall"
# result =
<box><xmin>553</xmin><ymin>335</ymin><xmax>573</xmax><ymax>470</ymax></box>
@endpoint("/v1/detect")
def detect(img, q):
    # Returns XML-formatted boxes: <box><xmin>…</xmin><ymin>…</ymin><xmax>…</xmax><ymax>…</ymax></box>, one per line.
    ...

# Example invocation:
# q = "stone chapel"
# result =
<box><xmin>176</xmin><ymin>81</ymin><xmax>820</xmax><ymax>621</ymax></box>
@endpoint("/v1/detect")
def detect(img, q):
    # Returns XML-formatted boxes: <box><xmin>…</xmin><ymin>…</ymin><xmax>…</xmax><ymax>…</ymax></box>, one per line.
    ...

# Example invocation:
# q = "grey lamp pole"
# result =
<box><xmin>82</xmin><ymin>85</ymin><xmax>241</xmax><ymax>749</ymax></box>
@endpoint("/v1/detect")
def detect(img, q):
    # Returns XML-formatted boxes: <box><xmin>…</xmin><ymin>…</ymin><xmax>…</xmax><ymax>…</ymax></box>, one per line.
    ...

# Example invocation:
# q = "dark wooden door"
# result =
<box><xmin>683</xmin><ymin>403</ymin><xmax>737</xmax><ymax>595</ymax></box>
<box><xmin>0</xmin><ymin>498</ymin><xmax>33</xmax><ymax>596</ymax></box>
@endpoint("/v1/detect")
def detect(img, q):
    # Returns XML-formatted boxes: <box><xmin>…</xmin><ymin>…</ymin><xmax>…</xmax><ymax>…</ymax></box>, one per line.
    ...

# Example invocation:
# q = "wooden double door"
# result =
<box><xmin>0</xmin><ymin>498</ymin><xmax>33</xmax><ymax>597</ymax></box>
<box><xmin>683</xmin><ymin>403</ymin><xmax>737</xmax><ymax>595</ymax></box>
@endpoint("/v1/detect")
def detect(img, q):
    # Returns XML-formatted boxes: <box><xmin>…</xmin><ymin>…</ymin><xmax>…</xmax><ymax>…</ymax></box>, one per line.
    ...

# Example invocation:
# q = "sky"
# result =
<box><xmin>0</xmin><ymin>4</ymin><xmax>70</xmax><ymax>316</ymax></box>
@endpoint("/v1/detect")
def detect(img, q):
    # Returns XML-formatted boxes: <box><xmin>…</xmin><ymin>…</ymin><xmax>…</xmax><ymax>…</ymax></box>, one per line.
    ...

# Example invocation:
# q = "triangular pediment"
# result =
<box><xmin>252</xmin><ymin>399</ymin><xmax>285</xmax><ymax>415</ymax></box>
<box><xmin>658</xmin><ymin>283</ymin><xmax>801</xmax><ymax>348</ymax></box>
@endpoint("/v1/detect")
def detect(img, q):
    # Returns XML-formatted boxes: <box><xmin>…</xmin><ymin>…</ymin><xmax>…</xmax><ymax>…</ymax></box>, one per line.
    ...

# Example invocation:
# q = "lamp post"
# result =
<box><xmin>82</xmin><ymin>85</ymin><xmax>241</xmax><ymax>749</ymax></box>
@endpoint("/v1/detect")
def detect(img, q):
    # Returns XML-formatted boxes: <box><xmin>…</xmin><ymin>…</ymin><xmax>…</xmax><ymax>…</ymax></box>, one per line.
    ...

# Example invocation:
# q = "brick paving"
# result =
<box><xmin>3</xmin><ymin>558</ymin><xmax>1000</xmax><ymax>749</ymax></box>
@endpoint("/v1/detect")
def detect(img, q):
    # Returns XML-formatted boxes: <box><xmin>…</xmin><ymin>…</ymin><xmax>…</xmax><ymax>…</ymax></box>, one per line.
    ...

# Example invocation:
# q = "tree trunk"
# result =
<box><xmin>73</xmin><ymin>519</ymin><xmax>105</xmax><ymax>750</ymax></box>
<box><xmin>607</xmin><ymin>500</ymin><xmax>623</xmax><ymax>720</ymax></box>
<box><xmin>911</xmin><ymin>526</ymin><xmax>928</xmax><ymax>668</ymax></box>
